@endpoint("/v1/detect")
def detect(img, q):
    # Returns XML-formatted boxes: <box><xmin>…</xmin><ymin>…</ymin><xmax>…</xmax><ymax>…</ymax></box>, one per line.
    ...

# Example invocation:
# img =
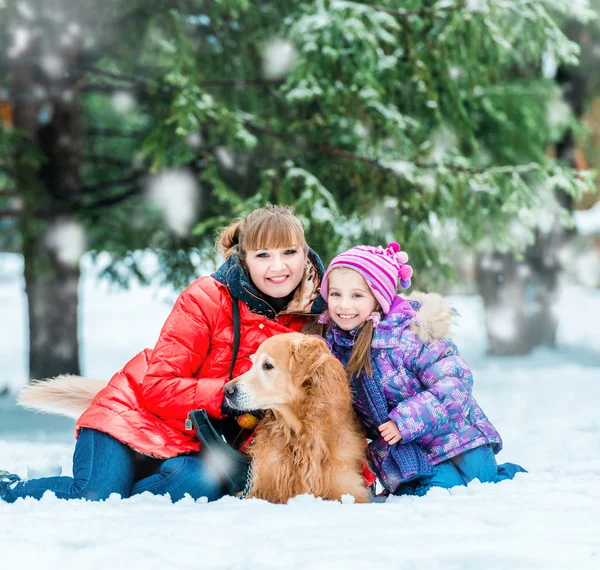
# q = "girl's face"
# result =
<box><xmin>245</xmin><ymin>245</ymin><xmax>307</xmax><ymax>298</ymax></box>
<box><xmin>326</xmin><ymin>268</ymin><xmax>377</xmax><ymax>331</ymax></box>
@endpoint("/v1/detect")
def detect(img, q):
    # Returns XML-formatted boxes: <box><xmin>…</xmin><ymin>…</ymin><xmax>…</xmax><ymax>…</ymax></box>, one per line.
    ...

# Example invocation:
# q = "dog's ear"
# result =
<box><xmin>288</xmin><ymin>336</ymin><xmax>330</xmax><ymax>385</ymax></box>
<box><xmin>289</xmin><ymin>335</ymin><xmax>352</xmax><ymax>412</ymax></box>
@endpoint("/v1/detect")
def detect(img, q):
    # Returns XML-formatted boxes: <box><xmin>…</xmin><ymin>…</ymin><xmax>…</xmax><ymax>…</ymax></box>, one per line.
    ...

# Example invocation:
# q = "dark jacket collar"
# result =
<box><xmin>212</xmin><ymin>249</ymin><xmax>327</xmax><ymax>319</ymax></box>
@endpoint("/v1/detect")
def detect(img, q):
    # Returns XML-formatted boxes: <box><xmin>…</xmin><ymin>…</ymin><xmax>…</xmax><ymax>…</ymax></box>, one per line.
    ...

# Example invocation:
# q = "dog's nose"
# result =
<box><xmin>223</xmin><ymin>381</ymin><xmax>237</xmax><ymax>396</ymax></box>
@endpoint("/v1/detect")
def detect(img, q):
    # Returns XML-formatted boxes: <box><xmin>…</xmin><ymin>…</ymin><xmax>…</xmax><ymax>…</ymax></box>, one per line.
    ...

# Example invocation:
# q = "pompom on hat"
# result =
<box><xmin>320</xmin><ymin>242</ymin><xmax>413</xmax><ymax>315</ymax></box>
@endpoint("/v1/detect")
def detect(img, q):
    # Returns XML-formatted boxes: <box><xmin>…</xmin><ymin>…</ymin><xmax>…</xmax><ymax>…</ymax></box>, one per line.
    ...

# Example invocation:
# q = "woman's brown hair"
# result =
<box><xmin>216</xmin><ymin>205</ymin><xmax>308</xmax><ymax>266</ymax></box>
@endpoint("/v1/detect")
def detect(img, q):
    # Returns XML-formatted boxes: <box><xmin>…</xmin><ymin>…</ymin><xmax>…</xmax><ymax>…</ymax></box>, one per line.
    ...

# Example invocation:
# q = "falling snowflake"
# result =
<box><xmin>262</xmin><ymin>39</ymin><xmax>298</xmax><ymax>79</ymax></box>
<box><xmin>8</xmin><ymin>27</ymin><xmax>31</xmax><ymax>58</ymax></box>
<box><xmin>449</xmin><ymin>66</ymin><xmax>462</xmax><ymax>79</ymax></box>
<box><xmin>40</xmin><ymin>54</ymin><xmax>63</xmax><ymax>79</ymax></box>
<box><xmin>214</xmin><ymin>147</ymin><xmax>235</xmax><ymax>169</ymax></box>
<box><xmin>485</xmin><ymin>305</ymin><xmax>519</xmax><ymax>342</ymax></box>
<box><xmin>45</xmin><ymin>219</ymin><xmax>87</xmax><ymax>267</ymax></box>
<box><xmin>16</xmin><ymin>2</ymin><xmax>35</xmax><ymax>19</ymax></box>
<box><xmin>186</xmin><ymin>133</ymin><xmax>203</xmax><ymax>149</ymax></box>
<box><xmin>146</xmin><ymin>169</ymin><xmax>200</xmax><ymax>237</ymax></box>
<box><xmin>542</xmin><ymin>48</ymin><xmax>557</xmax><ymax>79</ymax></box>
<box><xmin>111</xmin><ymin>91</ymin><xmax>136</xmax><ymax>114</ymax></box>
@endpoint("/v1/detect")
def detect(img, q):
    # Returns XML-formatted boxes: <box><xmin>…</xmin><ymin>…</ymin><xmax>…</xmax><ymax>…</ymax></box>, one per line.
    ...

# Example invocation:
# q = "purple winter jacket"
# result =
<box><xmin>325</xmin><ymin>293</ymin><xmax>502</xmax><ymax>466</ymax></box>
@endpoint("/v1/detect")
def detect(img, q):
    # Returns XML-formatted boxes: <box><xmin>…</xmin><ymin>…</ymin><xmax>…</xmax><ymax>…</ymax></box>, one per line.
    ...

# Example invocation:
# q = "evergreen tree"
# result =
<box><xmin>0</xmin><ymin>0</ymin><xmax>595</xmax><ymax>376</ymax></box>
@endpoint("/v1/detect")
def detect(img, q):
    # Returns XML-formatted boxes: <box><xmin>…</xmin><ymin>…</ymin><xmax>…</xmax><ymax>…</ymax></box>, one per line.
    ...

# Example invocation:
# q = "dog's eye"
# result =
<box><xmin>262</xmin><ymin>361</ymin><xmax>274</xmax><ymax>371</ymax></box>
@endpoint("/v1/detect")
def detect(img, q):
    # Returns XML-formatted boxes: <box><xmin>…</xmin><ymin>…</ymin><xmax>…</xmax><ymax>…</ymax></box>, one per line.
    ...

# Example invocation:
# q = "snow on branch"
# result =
<box><xmin>335</xmin><ymin>0</ymin><xmax>593</xmax><ymax>20</ymax></box>
<box><xmin>243</xmin><ymin>120</ymin><xmax>586</xmax><ymax>181</ymax></box>
<box><xmin>333</xmin><ymin>0</ymin><xmax>468</xmax><ymax>19</ymax></box>
<box><xmin>81</xmin><ymin>65</ymin><xmax>284</xmax><ymax>92</ymax></box>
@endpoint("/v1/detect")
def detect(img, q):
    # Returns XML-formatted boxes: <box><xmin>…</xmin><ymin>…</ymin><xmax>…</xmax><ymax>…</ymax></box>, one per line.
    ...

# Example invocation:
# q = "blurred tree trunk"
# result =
<box><xmin>22</xmin><ymin>233</ymin><xmax>81</xmax><ymax>379</ymax></box>
<box><xmin>475</xmin><ymin>237</ymin><xmax>563</xmax><ymax>356</ymax></box>
<box><xmin>12</xmin><ymin>1</ymin><xmax>85</xmax><ymax>379</ymax></box>
<box><xmin>476</xmin><ymin>22</ymin><xmax>585</xmax><ymax>356</ymax></box>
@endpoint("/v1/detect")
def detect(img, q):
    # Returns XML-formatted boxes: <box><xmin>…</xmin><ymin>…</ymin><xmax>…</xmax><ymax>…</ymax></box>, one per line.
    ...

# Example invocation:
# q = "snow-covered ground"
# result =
<box><xmin>1</xmin><ymin>253</ymin><xmax>600</xmax><ymax>570</ymax></box>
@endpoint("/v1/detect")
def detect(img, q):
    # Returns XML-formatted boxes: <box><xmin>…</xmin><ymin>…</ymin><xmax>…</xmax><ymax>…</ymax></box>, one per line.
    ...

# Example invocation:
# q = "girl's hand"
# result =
<box><xmin>378</xmin><ymin>420</ymin><xmax>402</xmax><ymax>445</ymax></box>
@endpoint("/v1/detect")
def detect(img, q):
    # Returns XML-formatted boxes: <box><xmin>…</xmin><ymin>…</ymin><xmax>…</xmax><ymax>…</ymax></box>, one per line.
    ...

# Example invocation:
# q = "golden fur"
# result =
<box><xmin>17</xmin><ymin>375</ymin><xmax>107</xmax><ymax>418</ymax></box>
<box><xmin>224</xmin><ymin>332</ymin><xmax>369</xmax><ymax>504</ymax></box>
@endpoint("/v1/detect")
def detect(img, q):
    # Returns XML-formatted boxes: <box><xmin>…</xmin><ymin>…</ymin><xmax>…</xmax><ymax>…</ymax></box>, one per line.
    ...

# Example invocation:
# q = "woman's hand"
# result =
<box><xmin>378</xmin><ymin>420</ymin><xmax>402</xmax><ymax>445</ymax></box>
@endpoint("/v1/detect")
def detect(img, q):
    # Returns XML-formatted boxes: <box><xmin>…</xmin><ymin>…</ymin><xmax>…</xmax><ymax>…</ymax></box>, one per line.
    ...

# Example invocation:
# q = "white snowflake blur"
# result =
<box><xmin>16</xmin><ymin>2</ymin><xmax>35</xmax><ymax>19</ymax></box>
<box><xmin>146</xmin><ymin>168</ymin><xmax>200</xmax><ymax>237</ymax></box>
<box><xmin>542</xmin><ymin>48</ymin><xmax>557</xmax><ymax>79</ymax></box>
<box><xmin>44</xmin><ymin>219</ymin><xmax>87</xmax><ymax>267</ymax></box>
<box><xmin>111</xmin><ymin>91</ymin><xmax>136</xmax><ymax>114</ymax></box>
<box><xmin>40</xmin><ymin>54</ymin><xmax>64</xmax><ymax>79</ymax></box>
<box><xmin>214</xmin><ymin>147</ymin><xmax>235</xmax><ymax>169</ymax></box>
<box><xmin>262</xmin><ymin>39</ymin><xmax>298</xmax><ymax>79</ymax></box>
<box><xmin>8</xmin><ymin>27</ymin><xmax>30</xmax><ymax>58</ymax></box>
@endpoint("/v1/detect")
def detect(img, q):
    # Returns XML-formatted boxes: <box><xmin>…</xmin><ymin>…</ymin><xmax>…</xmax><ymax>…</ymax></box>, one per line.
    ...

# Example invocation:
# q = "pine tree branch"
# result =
<box><xmin>245</xmin><ymin>122</ymin><xmax>378</xmax><ymax>165</ymax></box>
<box><xmin>83</xmin><ymin>154</ymin><xmax>135</xmax><ymax>168</ymax></box>
<box><xmin>0</xmin><ymin>206</ymin><xmax>58</xmax><ymax>220</ymax></box>
<box><xmin>0</xmin><ymin>185</ymin><xmax>142</xmax><ymax>217</ymax></box>
<box><xmin>343</xmin><ymin>0</ymin><xmax>543</xmax><ymax>19</ymax></box>
<box><xmin>81</xmin><ymin>84</ymin><xmax>139</xmax><ymax>95</ymax></box>
<box><xmin>77</xmin><ymin>174</ymin><xmax>141</xmax><ymax>195</ymax></box>
<box><xmin>81</xmin><ymin>186</ymin><xmax>142</xmax><ymax>210</ymax></box>
<box><xmin>80</xmin><ymin>66</ymin><xmax>284</xmax><ymax>89</ymax></box>
<box><xmin>80</xmin><ymin>66</ymin><xmax>149</xmax><ymax>86</ymax></box>
<box><xmin>410</xmin><ymin>161</ymin><xmax>545</xmax><ymax>175</ymax></box>
<box><xmin>341</xmin><ymin>0</ymin><xmax>468</xmax><ymax>18</ymax></box>
<box><xmin>87</xmin><ymin>127</ymin><xmax>147</xmax><ymax>140</ymax></box>
<box><xmin>243</xmin><ymin>121</ymin><xmax>554</xmax><ymax>176</ymax></box>
<box><xmin>198</xmin><ymin>78</ymin><xmax>285</xmax><ymax>87</ymax></box>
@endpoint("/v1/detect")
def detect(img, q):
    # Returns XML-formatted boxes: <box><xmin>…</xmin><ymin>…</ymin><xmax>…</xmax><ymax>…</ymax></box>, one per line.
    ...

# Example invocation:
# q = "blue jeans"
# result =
<box><xmin>397</xmin><ymin>445</ymin><xmax>527</xmax><ymax>496</ymax></box>
<box><xmin>1</xmin><ymin>428</ymin><xmax>224</xmax><ymax>503</ymax></box>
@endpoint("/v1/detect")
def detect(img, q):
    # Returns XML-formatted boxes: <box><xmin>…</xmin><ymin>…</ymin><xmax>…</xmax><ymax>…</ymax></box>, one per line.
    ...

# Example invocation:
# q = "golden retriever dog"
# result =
<box><xmin>18</xmin><ymin>333</ymin><xmax>369</xmax><ymax>504</ymax></box>
<box><xmin>224</xmin><ymin>333</ymin><xmax>369</xmax><ymax>504</ymax></box>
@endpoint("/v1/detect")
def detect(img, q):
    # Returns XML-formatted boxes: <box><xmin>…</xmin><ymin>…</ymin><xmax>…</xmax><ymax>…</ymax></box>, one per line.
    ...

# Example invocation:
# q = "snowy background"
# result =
<box><xmin>1</xmin><ymin>251</ymin><xmax>600</xmax><ymax>569</ymax></box>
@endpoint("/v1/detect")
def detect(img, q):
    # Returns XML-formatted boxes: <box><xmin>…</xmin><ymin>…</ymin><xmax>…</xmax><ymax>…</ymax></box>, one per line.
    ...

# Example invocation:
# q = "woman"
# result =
<box><xmin>1</xmin><ymin>205</ymin><xmax>327</xmax><ymax>503</ymax></box>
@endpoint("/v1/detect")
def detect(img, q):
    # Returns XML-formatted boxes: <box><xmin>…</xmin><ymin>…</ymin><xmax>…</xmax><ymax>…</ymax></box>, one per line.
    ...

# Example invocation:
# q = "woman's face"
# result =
<box><xmin>245</xmin><ymin>245</ymin><xmax>307</xmax><ymax>298</ymax></box>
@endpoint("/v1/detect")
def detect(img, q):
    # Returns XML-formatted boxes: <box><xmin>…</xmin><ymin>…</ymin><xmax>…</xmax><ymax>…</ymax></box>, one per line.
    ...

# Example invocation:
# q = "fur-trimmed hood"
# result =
<box><xmin>403</xmin><ymin>291</ymin><xmax>454</xmax><ymax>344</ymax></box>
<box><xmin>369</xmin><ymin>292</ymin><xmax>453</xmax><ymax>348</ymax></box>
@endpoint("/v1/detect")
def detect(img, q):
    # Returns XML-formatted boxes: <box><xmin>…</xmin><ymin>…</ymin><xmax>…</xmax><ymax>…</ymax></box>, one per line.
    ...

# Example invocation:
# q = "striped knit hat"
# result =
<box><xmin>320</xmin><ymin>242</ymin><xmax>413</xmax><ymax>314</ymax></box>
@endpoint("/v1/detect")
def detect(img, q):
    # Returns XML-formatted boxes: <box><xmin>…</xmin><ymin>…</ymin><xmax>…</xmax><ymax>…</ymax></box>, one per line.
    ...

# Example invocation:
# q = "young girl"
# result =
<box><xmin>319</xmin><ymin>242</ymin><xmax>526</xmax><ymax>496</ymax></box>
<box><xmin>1</xmin><ymin>205</ymin><xmax>327</xmax><ymax>503</ymax></box>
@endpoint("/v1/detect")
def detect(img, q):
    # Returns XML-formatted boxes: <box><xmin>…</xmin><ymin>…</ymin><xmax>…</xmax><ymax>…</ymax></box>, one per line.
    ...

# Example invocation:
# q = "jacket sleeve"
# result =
<box><xmin>387</xmin><ymin>337</ymin><xmax>474</xmax><ymax>443</ymax></box>
<box><xmin>140</xmin><ymin>278</ymin><xmax>226</xmax><ymax>421</ymax></box>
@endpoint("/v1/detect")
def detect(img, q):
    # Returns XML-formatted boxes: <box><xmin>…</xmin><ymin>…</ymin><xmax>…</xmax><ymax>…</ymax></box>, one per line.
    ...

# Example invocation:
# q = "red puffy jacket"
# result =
<box><xmin>76</xmin><ymin>276</ymin><xmax>315</xmax><ymax>458</ymax></box>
